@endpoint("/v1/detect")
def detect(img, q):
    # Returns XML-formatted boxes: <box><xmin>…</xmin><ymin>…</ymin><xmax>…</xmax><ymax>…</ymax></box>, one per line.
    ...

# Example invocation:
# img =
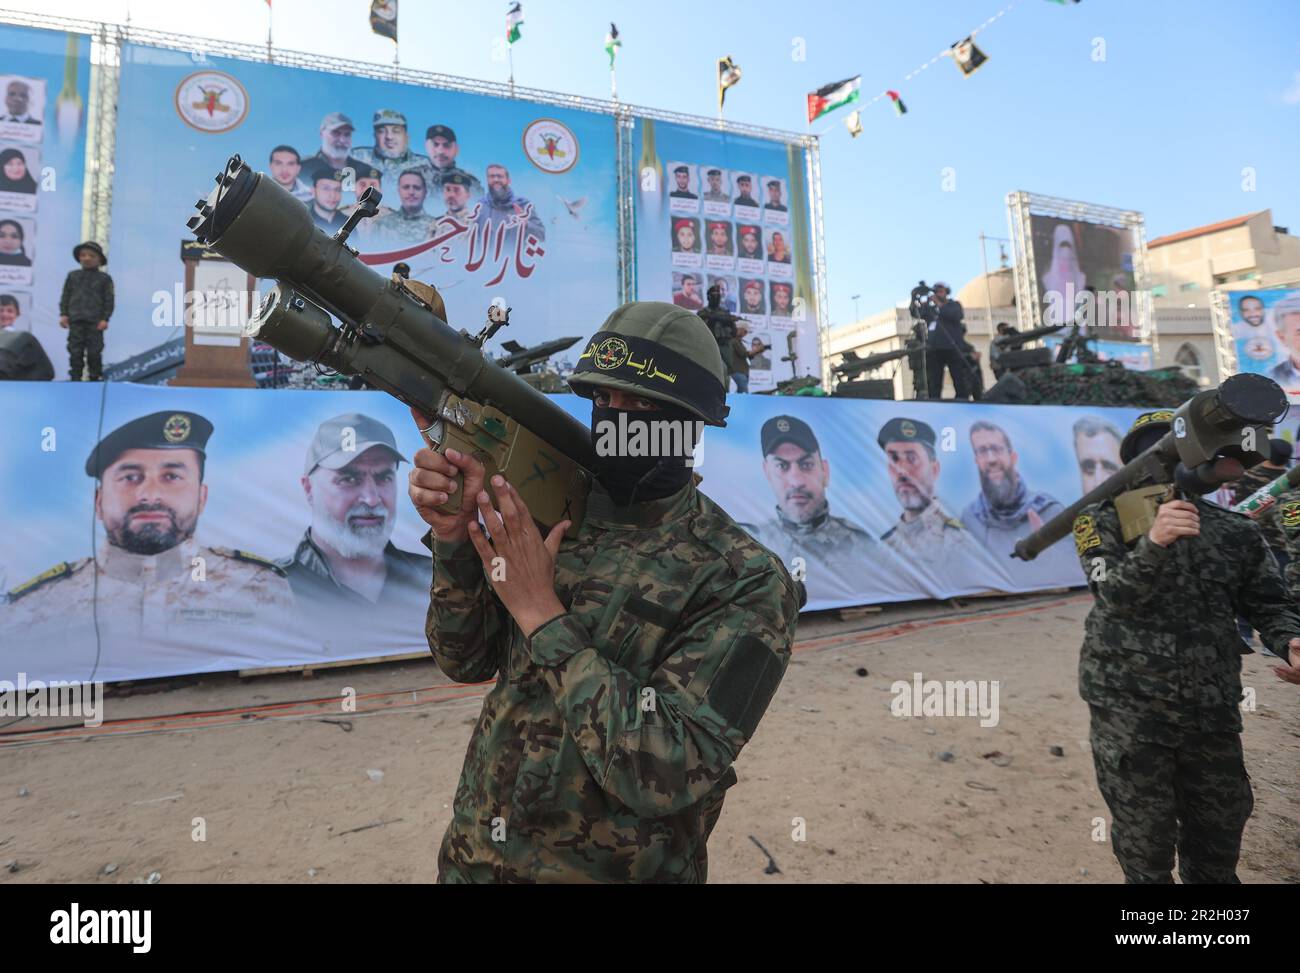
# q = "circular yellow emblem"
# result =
<box><xmin>593</xmin><ymin>337</ymin><xmax>630</xmax><ymax>370</ymax></box>
<box><xmin>1072</xmin><ymin>515</ymin><xmax>1094</xmax><ymax>538</ymax></box>
<box><xmin>163</xmin><ymin>414</ymin><xmax>192</xmax><ymax>443</ymax></box>
<box><xmin>1135</xmin><ymin>410</ymin><xmax>1174</xmax><ymax>430</ymax></box>
<box><xmin>900</xmin><ymin>420</ymin><xmax>916</xmax><ymax>439</ymax></box>
<box><xmin>1281</xmin><ymin>502</ymin><xmax>1300</xmax><ymax>530</ymax></box>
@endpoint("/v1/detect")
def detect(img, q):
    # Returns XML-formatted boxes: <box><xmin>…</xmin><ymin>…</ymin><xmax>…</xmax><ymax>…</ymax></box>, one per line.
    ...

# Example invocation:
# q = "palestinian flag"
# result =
<box><xmin>369</xmin><ymin>0</ymin><xmax>397</xmax><ymax>42</ymax></box>
<box><xmin>605</xmin><ymin>23</ymin><xmax>621</xmax><ymax>67</ymax></box>
<box><xmin>506</xmin><ymin>2</ymin><xmax>524</xmax><ymax>44</ymax></box>
<box><xmin>806</xmin><ymin>76</ymin><xmax>860</xmax><ymax>123</ymax></box>
<box><xmin>886</xmin><ymin>90</ymin><xmax>907</xmax><ymax>116</ymax></box>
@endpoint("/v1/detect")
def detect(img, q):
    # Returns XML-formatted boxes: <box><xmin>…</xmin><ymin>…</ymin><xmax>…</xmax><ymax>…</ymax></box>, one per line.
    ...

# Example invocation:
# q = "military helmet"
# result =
<box><xmin>568</xmin><ymin>301</ymin><xmax>729</xmax><ymax>425</ymax></box>
<box><xmin>1119</xmin><ymin>409</ymin><xmax>1175</xmax><ymax>463</ymax></box>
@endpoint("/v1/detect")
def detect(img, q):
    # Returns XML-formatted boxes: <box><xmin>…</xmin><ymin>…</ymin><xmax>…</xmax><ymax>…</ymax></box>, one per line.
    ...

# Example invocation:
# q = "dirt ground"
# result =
<box><xmin>2</xmin><ymin>592</ymin><xmax>1297</xmax><ymax>884</ymax></box>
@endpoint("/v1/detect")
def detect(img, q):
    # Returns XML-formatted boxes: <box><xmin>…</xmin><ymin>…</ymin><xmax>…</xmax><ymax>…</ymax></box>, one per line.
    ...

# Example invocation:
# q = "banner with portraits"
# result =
<box><xmin>0</xmin><ymin>26</ymin><xmax>91</xmax><ymax>366</ymax></box>
<box><xmin>1</xmin><ymin>380</ymin><xmax>1145</xmax><ymax>685</ymax></box>
<box><xmin>633</xmin><ymin>118</ymin><xmax>819</xmax><ymax>393</ymax></box>
<box><xmin>106</xmin><ymin>43</ymin><xmax>619</xmax><ymax>368</ymax></box>
<box><xmin>1221</xmin><ymin>284</ymin><xmax>1300</xmax><ymax>392</ymax></box>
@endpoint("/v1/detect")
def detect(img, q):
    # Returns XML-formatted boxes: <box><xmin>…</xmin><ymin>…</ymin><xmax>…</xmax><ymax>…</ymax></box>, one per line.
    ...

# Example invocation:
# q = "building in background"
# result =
<box><xmin>829</xmin><ymin>210</ymin><xmax>1300</xmax><ymax>396</ymax></box>
<box><xmin>1147</xmin><ymin>209</ymin><xmax>1300</xmax><ymax>307</ymax></box>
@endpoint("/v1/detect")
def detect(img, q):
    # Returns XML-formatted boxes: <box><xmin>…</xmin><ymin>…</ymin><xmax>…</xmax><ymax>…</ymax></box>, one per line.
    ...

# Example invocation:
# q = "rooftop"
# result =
<box><xmin>1147</xmin><ymin>212</ymin><xmax>1262</xmax><ymax>249</ymax></box>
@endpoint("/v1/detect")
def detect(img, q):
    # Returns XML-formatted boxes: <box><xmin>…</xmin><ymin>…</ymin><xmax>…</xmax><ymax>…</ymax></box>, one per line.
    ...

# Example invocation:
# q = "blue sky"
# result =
<box><xmin>7</xmin><ymin>0</ymin><xmax>1300</xmax><ymax>327</ymax></box>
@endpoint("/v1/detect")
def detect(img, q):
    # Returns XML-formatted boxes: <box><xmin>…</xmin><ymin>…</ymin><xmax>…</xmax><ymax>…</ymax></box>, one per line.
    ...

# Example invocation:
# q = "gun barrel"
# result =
<box><xmin>1013</xmin><ymin>448</ymin><xmax>1168</xmax><ymax>561</ymax></box>
<box><xmin>188</xmin><ymin>156</ymin><xmax>596</xmax><ymax>471</ymax></box>
<box><xmin>1014</xmin><ymin>373</ymin><xmax>1287</xmax><ymax>560</ymax></box>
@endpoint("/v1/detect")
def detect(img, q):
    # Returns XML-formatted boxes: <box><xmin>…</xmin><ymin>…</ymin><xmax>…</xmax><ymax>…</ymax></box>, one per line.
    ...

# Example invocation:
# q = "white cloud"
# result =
<box><xmin>1284</xmin><ymin>71</ymin><xmax>1300</xmax><ymax>105</ymax></box>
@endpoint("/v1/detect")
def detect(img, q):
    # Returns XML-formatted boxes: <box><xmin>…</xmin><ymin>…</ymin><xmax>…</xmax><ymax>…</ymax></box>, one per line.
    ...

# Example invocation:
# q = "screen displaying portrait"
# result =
<box><xmin>1029</xmin><ymin>215</ymin><xmax>1138</xmax><ymax>339</ymax></box>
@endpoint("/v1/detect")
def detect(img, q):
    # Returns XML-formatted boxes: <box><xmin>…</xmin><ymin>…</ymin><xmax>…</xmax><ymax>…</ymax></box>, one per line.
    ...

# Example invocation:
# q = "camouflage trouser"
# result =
<box><xmin>1089</xmin><ymin>705</ymin><xmax>1253</xmax><ymax>884</ymax></box>
<box><xmin>67</xmin><ymin>319</ymin><xmax>104</xmax><ymax>381</ymax></box>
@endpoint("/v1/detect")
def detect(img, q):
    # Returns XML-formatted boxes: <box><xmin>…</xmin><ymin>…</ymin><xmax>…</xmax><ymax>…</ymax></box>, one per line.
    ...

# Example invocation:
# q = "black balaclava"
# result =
<box><xmin>589</xmin><ymin>400</ymin><xmax>700</xmax><ymax>506</ymax></box>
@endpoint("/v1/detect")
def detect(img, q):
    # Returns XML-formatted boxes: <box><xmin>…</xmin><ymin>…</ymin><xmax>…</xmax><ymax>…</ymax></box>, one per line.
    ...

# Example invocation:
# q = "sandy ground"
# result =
<box><xmin>1</xmin><ymin>592</ymin><xmax>1296</xmax><ymax>884</ymax></box>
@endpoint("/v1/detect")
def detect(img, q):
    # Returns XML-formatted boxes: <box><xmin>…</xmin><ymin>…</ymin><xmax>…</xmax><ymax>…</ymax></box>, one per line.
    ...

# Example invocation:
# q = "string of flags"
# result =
<box><xmin>358</xmin><ymin>0</ymin><xmax>1076</xmax><ymax>129</ymax></box>
<box><xmin>808</xmin><ymin>0</ymin><xmax>1079</xmax><ymax>135</ymax></box>
<box><xmin>806</xmin><ymin>76</ymin><xmax>861</xmax><ymax>123</ymax></box>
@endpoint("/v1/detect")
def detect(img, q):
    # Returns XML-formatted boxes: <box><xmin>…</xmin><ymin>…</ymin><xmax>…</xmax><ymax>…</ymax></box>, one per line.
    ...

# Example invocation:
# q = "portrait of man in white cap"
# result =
<box><xmin>1267</xmin><ymin>292</ymin><xmax>1300</xmax><ymax>391</ymax></box>
<box><xmin>300</xmin><ymin>112</ymin><xmax>368</xmax><ymax>186</ymax></box>
<box><xmin>278</xmin><ymin>413</ymin><xmax>431</xmax><ymax>641</ymax></box>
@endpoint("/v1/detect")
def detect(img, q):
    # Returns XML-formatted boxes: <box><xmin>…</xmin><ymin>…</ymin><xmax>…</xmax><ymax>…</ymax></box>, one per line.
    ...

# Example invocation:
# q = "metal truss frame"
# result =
<box><xmin>1005</xmin><ymin>189</ymin><xmax>1153</xmax><ymax>352</ymax></box>
<box><xmin>806</xmin><ymin>137</ymin><xmax>830</xmax><ymax>386</ymax></box>
<box><xmin>1208</xmin><ymin>289</ymin><xmax>1241</xmax><ymax>380</ymax></box>
<box><xmin>614</xmin><ymin>106</ymin><xmax>635</xmax><ymax>305</ymax></box>
<box><xmin>1</xmin><ymin>7</ymin><xmax>827</xmax><ymax>373</ymax></box>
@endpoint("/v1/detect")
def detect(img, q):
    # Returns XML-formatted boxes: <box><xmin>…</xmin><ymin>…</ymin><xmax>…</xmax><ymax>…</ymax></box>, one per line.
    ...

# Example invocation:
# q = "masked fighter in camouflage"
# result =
<box><xmin>1073</xmin><ymin>410</ymin><xmax>1300</xmax><ymax>883</ymax></box>
<box><xmin>407</xmin><ymin>301</ymin><xmax>801</xmax><ymax>883</ymax></box>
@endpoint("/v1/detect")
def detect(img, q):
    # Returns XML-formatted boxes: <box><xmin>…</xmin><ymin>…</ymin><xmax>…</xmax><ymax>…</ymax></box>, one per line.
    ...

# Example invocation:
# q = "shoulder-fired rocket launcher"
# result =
<box><xmin>1013</xmin><ymin>372</ymin><xmax>1288</xmax><ymax>561</ymax></box>
<box><xmin>187</xmin><ymin>155</ymin><xmax>595</xmax><ymax>535</ymax></box>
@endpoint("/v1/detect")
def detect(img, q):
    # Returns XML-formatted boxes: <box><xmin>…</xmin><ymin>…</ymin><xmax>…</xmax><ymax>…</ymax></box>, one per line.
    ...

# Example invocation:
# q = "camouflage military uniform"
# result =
<box><xmin>350</xmin><ymin>146</ymin><xmax>437</xmax><ymax>203</ymax></box>
<box><xmin>437</xmin><ymin>203</ymin><xmax>478</xmax><ymax>226</ymax></box>
<box><xmin>744</xmin><ymin>506</ymin><xmax>874</xmax><ymax>573</ymax></box>
<box><xmin>371</xmin><ymin>208</ymin><xmax>434</xmax><ymax>246</ymax></box>
<box><xmin>742</xmin><ymin>506</ymin><xmax>888</xmax><ymax>596</ymax></box>
<box><xmin>1074</xmin><ymin>496</ymin><xmax>1300</xmax><ymax>883</ymax></box>
<box><xmin>881</xmin><ymin>500</ymin><xmax>984</xmax><ymax>569</ymax></box>
<box><xmin>4</xmin><ymin>538</ymin><xmax>296</xmax><ymax>682</ymax></box>
<box><xmin>1278</xmin><ymin>496</ymin><xmax>1300</xmax><ymax>604</ymax></box>
<box><xmin>425</xmin><ymin>481</ymin><xmax>800</xmax><ymax>883</ymax></box>
<box><xmin>1228</xmin><ymin>464</ymin><xmax>1289</xmax><ymax>550</ymax></box>
<box><xmin>60</xmin><ymin>265</ymin><xmax>114</xmax><ymax>381</ymax></box>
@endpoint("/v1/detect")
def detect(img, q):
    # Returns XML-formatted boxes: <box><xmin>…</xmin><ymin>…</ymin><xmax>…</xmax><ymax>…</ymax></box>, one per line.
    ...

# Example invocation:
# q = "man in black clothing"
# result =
<box><xmin>924</xmin><ymin>282</ymin><xmax>970</xmax><ymax>400</ymax></box>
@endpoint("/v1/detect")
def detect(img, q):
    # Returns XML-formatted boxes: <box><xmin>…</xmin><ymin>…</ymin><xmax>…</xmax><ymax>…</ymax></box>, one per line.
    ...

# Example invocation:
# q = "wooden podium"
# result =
<box><xmin>171</xmin><ymin>240</ymin><xmax>257</xmax><ymax>388</ymax></box>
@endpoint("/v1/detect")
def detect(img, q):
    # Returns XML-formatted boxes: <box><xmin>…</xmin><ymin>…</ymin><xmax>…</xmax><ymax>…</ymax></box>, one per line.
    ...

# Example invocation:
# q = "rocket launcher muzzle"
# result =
<box><xmin>1013</xmin><ymin>372</ymin><xmax>1288</xmax><ymax>561</ymax></box>
<box><xmin>188</xmin><ymin>154</ymin><xmax>596</xmax><ymax>533</ymax></box>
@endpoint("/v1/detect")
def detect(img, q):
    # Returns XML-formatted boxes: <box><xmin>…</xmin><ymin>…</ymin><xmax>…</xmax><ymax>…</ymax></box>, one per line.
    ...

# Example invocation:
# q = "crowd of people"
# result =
<box><xmin>265</xmin><ymin>111</ymin><xmax>544</xmax><ymax>249</ymax></box>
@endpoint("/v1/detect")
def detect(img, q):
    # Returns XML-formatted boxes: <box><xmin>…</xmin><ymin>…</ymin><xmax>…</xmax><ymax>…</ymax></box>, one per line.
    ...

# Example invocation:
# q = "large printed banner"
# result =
<box><xmin>0</xmin><ymin>26</ymin><xmax>91</xmax><ymax>366</ymax></box>
<box><xmin>1224</xmin><ymin>285</ymin><xmax>1300</xmax><ymax>391</ymax></box>
<box><xmin>0</xmin><ymin>381</ymin><xmax>1142</xmax><ymax>685</ymax></box>
<box><xmin>107</xmin><ymin>43</ymin><xmax>619</xmax><ymax>366</ymax></box>
<box><xmin>632</xmin><ymin>118</ymin><xmax>820</xmax><ymax>392</ymax></box>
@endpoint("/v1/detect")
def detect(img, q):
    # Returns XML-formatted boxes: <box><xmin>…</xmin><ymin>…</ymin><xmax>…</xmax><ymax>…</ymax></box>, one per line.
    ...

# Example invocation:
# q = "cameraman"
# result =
<box><xmin>697</xmin><ymin>284</ymin><xmax>739</xmax><ymax>380</ymax></box>
<box><xmin>925</xmin><ymin>282</ymin><xmax>971</xmax><ymax>400</ymax></box>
